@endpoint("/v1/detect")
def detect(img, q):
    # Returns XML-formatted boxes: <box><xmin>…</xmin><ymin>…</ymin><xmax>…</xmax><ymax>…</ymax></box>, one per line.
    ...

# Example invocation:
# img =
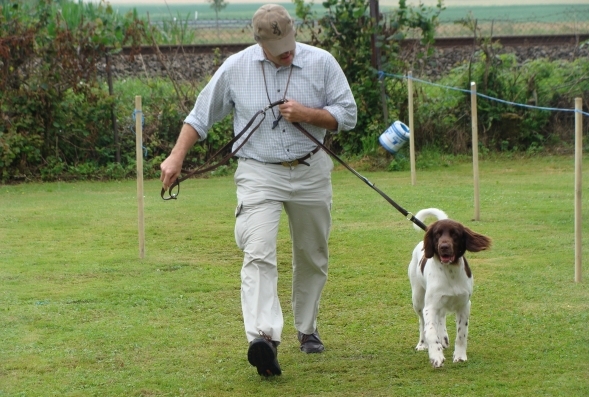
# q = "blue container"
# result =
<box><xmin>378</xmin><ymin>121</ymin><xmax>410</xmax><ymax>155</ymax></box>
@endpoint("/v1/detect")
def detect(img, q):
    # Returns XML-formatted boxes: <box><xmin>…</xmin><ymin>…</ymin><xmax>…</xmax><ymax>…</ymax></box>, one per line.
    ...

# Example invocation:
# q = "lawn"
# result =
<box><xmin>1</xmin><ymin>154</ymin><xmax>588</xmax><ymax>396</ymax></box>
<box><xmin>110</xmin><ymin>2</ymin><xmax>589</xmax><ymax>23</ymax></box>
<box><xmin>111</xmin><ymin>1</ymin><xmax>589</xmax><ymax>42</ymax></box>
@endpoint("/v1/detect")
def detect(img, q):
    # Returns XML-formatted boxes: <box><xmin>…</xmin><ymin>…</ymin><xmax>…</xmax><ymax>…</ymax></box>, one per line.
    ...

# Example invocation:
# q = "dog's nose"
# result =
<box><xmin>439</xmin><ymin>242</ymin><xmax>452</xmax><ymax>253</ymax></box>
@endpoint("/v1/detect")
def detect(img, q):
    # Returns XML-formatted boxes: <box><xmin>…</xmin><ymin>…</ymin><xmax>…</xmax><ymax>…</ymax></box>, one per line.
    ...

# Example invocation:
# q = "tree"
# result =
<box><xmin>208</xmin><ymin>0</ymin><xmax>228</xmax><ymax>36</ymax></box>
<box><xmin>294</xmin><ymin>0</ymin><xmax>443</xmax><ymax>154</ymax></box>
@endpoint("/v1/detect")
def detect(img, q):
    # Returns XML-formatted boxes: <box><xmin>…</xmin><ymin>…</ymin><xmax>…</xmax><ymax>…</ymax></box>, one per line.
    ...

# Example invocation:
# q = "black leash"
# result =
<box><xmin>161</xmin><ymin>100</ymin><xmax>427</xmax><ymax>231</ymax></box>
<box><xmin>291</xmin><ymin>122</ymin><xmax>427</xmax><ymax>231</ymax></box>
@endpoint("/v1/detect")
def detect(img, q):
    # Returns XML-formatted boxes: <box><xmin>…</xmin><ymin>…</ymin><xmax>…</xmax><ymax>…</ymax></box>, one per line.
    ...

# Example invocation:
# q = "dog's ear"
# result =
<box><xmin>463</xmin><ymin>226</ymin><xmax>492</xmax><ymax>253</ymax></box>
<box><xmin>423</xmin><ymin>226</ymin><xmax>435</xmax><ymax>258</ymax></box>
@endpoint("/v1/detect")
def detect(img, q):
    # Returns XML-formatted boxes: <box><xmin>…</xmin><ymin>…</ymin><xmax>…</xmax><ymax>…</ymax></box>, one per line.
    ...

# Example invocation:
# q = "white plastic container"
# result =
<box><xmin>378</xmin><ymin>121</ymin><xmax>410</xmax><ymax>155</ymax></box>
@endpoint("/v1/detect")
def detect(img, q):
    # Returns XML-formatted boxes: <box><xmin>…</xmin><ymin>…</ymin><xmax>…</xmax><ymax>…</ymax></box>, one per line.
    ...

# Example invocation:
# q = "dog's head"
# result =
<box><xmin>423</xmin><ymin>219</ymin><xmax>492</xmax><ymax>264</ymax></box>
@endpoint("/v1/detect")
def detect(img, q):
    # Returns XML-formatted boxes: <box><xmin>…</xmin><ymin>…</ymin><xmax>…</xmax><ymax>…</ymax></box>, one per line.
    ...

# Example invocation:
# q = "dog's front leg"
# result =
<box><xmin>414</xmin><ymin>308</ymin><xmax>427</xmax><ymax>351</ymax></box>
<box><xmin>412</xmin><ymin>287</ymin><xmax>428</xmax><ymax>351</ymax></box>
<box><xmin>453</xmin><ymin>300</ymin><xmax>470</xmax><ymax>363</ymax></box>
<box><xmin>439</xmin><ymin>316</ymin><xmax>449</xmax><ymax>348</ymax></box>
<box><xmin>423</xmin><ymin>306</ymin><xmax>445</xmax><ymax>368</ymax></box>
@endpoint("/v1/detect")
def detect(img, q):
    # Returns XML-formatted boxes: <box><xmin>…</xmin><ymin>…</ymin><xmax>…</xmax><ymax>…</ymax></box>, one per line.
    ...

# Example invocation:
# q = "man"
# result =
<box><xmin>160</xmin><ymin>4</ymin><xmax>357</xmax><ymax>377</ymax></box>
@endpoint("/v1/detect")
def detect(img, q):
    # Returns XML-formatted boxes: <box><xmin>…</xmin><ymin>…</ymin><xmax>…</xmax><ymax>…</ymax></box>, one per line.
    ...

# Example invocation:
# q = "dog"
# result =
<box><xmin>408</xmin><ymin>208</ymin><xmax>491</xmax><ymax>368</ymax></box>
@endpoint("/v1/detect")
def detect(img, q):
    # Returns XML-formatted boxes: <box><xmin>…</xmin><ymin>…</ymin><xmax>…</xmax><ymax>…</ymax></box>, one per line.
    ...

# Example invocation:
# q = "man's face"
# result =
<box><xmin>262</xmin><ymin>46</ymin><xmax>295</xmax><ymax>67</ymax></box>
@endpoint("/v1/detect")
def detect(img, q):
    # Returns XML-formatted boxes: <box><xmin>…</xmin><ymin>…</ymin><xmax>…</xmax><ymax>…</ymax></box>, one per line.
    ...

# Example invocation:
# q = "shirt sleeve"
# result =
<box><xmin>322</xmin><ymin>55</ymin><xmax>358</xmax><ymax>133</ymax></box>
<box><xmin>183</xmin><ymin>62</ymin><xmax>235</xmax><ymax>141</ymax></box>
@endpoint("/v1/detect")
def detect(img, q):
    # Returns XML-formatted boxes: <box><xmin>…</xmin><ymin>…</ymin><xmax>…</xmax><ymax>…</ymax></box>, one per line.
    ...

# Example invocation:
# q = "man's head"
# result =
<box><xmin>252</xmin><ymin>4</ymin><xmax>296</xmax><ymax>58</ymax></box>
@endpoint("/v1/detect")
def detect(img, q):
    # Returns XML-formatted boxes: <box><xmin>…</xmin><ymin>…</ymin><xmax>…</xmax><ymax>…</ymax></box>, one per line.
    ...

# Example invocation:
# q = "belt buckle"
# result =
<box><xmin>281</xmin><ymin>160</ymin><xmax>298</xmax><ymax>167</ymax></box>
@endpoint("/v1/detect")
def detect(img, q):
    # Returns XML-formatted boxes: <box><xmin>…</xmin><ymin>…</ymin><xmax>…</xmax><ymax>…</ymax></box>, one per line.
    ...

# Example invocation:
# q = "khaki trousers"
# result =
<box><xmin>234</xmin><ymin>150</ymin><xmax>333</xmax><ymax>343</ymax></box>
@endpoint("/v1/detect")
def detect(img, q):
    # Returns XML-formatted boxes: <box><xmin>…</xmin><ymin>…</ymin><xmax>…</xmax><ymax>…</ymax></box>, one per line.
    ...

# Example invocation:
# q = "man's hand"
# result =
<box><xmin>278</xmin><ymin>100</ymin><xmax>338</xmax><ymax>131</ymax></box>
<box><xmin>277</xmin><ymin>99</ymin><xmax>307</xmax><ymax>124</ymax></box>
<box><xmin>160</xmin><ymin>154</ymin><xmax>184</xmax><ymax>190</ymax></box>
<box><xmin>159</xmin><ymin>123</ymin><xmax>201</xmax><ymax>189</ymax></box>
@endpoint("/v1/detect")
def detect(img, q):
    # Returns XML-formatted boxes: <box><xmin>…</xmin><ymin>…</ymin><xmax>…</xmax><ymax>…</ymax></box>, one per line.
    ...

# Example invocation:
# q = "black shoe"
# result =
<box><xmin>298</xmin><ymin>329</ymin><xmax>325</xmax><ymax>353</ymax></box>
<box><xmin>247</xmin><ymin>336</ymin><xmax>282</xmax><ymax>377</ymax></box>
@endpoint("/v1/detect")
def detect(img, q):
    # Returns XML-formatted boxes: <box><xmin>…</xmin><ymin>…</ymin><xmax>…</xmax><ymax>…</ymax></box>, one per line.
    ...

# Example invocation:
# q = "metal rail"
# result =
<box><xmin>120</xmin><ymin>34</ymin><xmax>589</xmax><ymax>55</ymax></box>
<box><xmin>421</xmin><ymin>34</ymin><xmax>589</xmax><ymax>48</ymax></box>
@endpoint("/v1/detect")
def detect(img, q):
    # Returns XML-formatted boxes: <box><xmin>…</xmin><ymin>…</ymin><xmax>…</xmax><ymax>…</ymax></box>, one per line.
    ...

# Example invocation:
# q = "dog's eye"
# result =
<box><xmin>450</xmin><ymin>229</ymin><xmax>463</xmax><ymax>240</ymax></box>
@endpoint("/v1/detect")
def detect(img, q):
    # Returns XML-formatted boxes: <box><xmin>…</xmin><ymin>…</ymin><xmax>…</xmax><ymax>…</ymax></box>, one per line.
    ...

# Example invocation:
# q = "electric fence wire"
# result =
<box><xmin>379</xmin><ymin>71</ymin><xmax>589</xmax><ymax>117</ymax></box>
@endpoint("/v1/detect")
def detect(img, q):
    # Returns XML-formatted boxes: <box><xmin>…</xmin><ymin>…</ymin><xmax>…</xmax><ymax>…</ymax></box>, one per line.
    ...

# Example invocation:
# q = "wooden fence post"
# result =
<box><xmin>471</xmin><ymin>82</ymin><xmax>480</xmax><ymax>221</ymax></box>
<box><xmin>574</xmin><ymin>97</ymin><xmax>583</xmax><ymax>282</ymax></box>
<box><xmin>135</xmin><ymin>96</ymin><xmax>145</xmax><ymax>259</ymax></box>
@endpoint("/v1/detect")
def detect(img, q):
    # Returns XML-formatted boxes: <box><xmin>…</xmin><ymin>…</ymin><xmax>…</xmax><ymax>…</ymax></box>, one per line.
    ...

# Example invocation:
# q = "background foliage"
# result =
<box><xmin>0</xmin><ymin>0</ymin><xmax>588</xmax><ymax>183</ymax></box>
<box><xmin>408</xmin><ymin>41</ymin><xmax>589</xmax><ymax>155</ymax></box>
<box><xmin>294</xmin><ymin>0</ymin><xmax>443</xmax><ymax>154</ymax></box>
<box><xmin>0</xmin><ymin>0</ymin><xmax>146</xmax><ymax>182</ymax></box>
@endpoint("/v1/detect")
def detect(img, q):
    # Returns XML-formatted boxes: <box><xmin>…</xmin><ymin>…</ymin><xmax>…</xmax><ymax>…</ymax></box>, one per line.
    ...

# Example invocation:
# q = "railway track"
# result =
<box><xmin>428</xmin><ymin>34</ymin><xmax>589</xmax><ymax>48</ymax></box>
<box><xmin>121</xmin><ymin>34</ymin><xmax>589</xmax><ymax>55</ymax></box>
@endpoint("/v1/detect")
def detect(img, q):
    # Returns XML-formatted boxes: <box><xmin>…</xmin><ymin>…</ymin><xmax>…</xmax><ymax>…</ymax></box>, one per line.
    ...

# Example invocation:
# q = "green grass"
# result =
<box><xmin>113</xmin><ymin>2</ymin><xmax>589</xmax><ymax>43</ymax></box>
<box><xmin>1</xmin><ymin>155</ymin><xmax>589</xmax><ymax>396</ymax></box>
<box><xmin>110</xmin><ymin>2</ymin><xmax>589</xmax><ymax>23</ymax></box>
<box><xmin>435</xmin><ymin>4</ymin><xmax>589</xmax><ymax>23</ymax></box>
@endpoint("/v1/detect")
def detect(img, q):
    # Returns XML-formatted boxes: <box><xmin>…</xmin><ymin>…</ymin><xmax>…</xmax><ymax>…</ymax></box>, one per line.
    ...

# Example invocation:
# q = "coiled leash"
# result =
<box><xmin>160</xmin><ymin>99</ymin><xmax>285</xmax><ymax>200</ymax></box>
<box><xmin>161</xmin><ymin>100</ymin><xmax>427</xmax><ymax>231</ymax></box>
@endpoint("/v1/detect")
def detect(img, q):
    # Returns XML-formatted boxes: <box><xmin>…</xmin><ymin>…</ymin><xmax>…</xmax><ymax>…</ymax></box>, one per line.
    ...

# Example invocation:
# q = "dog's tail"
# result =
<box><xmin>413</xmin><ymin>208</ymin><xmax>448</xmax><ymax>231</ymax></box>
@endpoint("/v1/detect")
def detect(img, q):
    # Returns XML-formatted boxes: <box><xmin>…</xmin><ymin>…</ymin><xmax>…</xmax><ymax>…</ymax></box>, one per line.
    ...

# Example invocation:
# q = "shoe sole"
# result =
<box><xmin>300</xmin><ymin>345</ymin><xmax>325</xmax><ymax>353</ymax></box>
<box><xmin>247</xmin><ymin>340</ymin><xmax>282</xmax><ymax>377</ymax></box>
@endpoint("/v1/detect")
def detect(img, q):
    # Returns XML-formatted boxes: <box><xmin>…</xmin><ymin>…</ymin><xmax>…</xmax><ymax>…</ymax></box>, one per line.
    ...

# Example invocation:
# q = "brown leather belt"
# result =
<box><xmin>271</xmin><ymin>147</ymin><xmax>320</xmax><ymax>167</ymax></box>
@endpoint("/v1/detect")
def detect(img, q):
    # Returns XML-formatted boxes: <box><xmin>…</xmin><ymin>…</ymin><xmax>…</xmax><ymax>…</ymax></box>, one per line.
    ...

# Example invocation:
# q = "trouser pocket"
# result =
<box><xmin>234</xmin><ymin>201</ymin><xmax>245</xmax><ymax>250</ymax></box>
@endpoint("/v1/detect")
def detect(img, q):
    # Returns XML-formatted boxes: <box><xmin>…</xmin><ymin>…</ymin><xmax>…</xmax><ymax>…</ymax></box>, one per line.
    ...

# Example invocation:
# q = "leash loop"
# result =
<box><xmin>161</xmin><ymin>100</ymin><xmax>286</xmax><ymax>200</ymax></box>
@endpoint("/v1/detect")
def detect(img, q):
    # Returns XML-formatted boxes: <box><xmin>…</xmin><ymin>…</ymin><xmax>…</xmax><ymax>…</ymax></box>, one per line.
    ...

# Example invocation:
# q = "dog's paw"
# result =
<box><xmin>415</xmin><ymin>341</ymin><xmax>428</xmax><ymax>351</ymax></box>
<box><xmin>429</xmin><ymin>346</ymin><xmax>445</xmax><ymax>368</ymax></box>
<box><xmin>430</xmin><ymin>355</ymin><xmax>445</xmax><ymax>368</ymax></box>
<box><xmin>453</xmin><ymin>352</ymin><xmax>467</xmax><ymax>363</ymax></box>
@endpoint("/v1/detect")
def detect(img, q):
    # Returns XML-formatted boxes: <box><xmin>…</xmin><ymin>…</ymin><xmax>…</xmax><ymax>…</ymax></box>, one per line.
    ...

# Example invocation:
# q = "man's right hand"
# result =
<box><xmin>160</xmin><ymin>154</ymin><xmax>184</xmax><ymax>190</ymax></box>
<box><xmin>159</xmin><ymin>123</ymin><xmax>201</xmax><ymax>190</ymax></box>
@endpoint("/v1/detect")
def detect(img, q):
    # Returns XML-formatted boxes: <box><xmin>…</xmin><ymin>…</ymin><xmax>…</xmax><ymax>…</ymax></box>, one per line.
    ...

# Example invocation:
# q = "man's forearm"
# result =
<box><xmin>171</xmin><ymin>123</ymin><xmax>201</xmax><ymax>157</ymax></box>
<box><xmin>304</xmin><ymin>108</ymin><xmax>338</xmax><ymax>131</ymax></box>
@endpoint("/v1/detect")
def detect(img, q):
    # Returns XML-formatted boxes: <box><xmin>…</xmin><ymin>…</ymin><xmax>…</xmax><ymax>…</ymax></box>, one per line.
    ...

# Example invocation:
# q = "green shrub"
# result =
<box><xmin>408</xmin><ymin>51</ymin><xmax>588</xmax><ymax>154</ymax></box>
<box><xmin>1</xmin><ymin>0</ymin><xmax>588</xmax><ymax>182</ymax></box>
<box><xmin>0</xmin><ymin>0</ymin><xmax>147</xmax><ymax>182</ymax></box>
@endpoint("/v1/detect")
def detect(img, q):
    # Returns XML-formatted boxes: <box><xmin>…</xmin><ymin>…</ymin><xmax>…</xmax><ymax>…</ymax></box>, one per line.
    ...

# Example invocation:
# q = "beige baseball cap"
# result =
<box><xmin>252</xmin><ymin>4</ymin><xmax>296</xmax><ymax>57</ymax></box>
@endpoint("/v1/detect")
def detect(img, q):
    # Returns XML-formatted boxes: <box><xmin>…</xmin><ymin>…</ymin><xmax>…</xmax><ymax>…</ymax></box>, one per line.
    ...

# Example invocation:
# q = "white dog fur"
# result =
<box><xmin>408</xmin><ymin>208</ymin><xmax>491</xmax><ymax>368</ymax></box>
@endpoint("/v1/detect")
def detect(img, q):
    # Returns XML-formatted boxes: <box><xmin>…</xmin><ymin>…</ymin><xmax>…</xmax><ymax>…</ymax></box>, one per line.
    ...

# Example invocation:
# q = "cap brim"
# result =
<box><xmin>259</xmin><ymin>29</ymin><xmax>296</xmax><ymax>57</ymax></box>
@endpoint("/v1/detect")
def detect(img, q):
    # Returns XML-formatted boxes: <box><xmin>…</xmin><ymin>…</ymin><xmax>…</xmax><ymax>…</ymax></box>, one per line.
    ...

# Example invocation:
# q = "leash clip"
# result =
<box><xmin>406</xmin><ymin>212</ymin><xmax>428</xmax><ymax>231</ymax></box>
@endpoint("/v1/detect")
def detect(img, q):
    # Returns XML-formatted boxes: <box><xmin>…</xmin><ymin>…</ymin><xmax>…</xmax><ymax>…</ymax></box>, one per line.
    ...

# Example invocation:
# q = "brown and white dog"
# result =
<box><xmin>408</xmin><ymin>208</ymin><xmax>492</xmax><ymax>368</ymax></box>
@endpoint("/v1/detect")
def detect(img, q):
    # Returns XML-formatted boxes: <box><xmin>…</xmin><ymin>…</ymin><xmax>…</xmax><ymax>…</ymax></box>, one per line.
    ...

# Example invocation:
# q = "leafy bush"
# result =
<box><xmin>0</xmin><ymin>0</ymin><xmax>148</xmax><ymax>182</ymax></box>
<box><xmin>1</xmin><ymin>0</ymin><xmax>588</xmax><ymax>183</ymax></box>
<box><xmin>409</xmin><ymin>50</ymin><xmax>589</xmax><ymax>154</ymax></box>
